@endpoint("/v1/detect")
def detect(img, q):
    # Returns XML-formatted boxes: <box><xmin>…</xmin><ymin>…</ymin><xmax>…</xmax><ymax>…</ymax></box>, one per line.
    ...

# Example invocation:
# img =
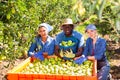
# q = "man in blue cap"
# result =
<box><xmin>28</xmin><ymin>23</ymin><xmax>55</xmax><ymax>60</ymax></box>
<box><xmin>75</xmin><ymin>24</ymin><xmax>110</xmax><ymax>80</ymax></box>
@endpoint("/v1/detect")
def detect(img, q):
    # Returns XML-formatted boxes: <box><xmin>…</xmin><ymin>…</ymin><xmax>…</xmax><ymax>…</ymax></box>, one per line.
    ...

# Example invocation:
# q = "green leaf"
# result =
<box><xmin>6</xmin><ymin>13</ymin><xmax>11</xmax><ymax>20</ymax></box>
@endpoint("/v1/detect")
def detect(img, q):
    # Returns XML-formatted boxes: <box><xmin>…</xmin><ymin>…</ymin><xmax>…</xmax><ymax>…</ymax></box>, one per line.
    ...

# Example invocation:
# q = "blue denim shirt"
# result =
<box><xmin>28</xmin><ymin>36</ymin><xmax>55</xmax><ymax>57</ymax></box>
<box><xmin>55</xmin><ymin>30</ymin><xmax>84</xmax><ymax>53</ymax></box>
<box><xmin>83</xmin><ymin>37</ymin><xmax>107</xmax><ymax>61</ymax></box>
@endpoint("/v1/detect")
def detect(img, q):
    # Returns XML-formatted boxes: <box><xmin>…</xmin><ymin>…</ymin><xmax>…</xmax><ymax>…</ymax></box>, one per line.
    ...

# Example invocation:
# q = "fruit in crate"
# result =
<box><xmin>20</xmin><ymin>57</ymin><xmax>93</xmax><ymax>76</ymax></box>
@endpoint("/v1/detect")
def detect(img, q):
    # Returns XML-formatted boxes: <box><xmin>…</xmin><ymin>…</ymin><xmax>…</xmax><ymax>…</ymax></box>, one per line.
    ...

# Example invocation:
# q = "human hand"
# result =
<box><xmin>43</xmin><ymin>52</ymin><xmax>48</xmax><ymax>58</ymax></box>
<box><xmin>30</xmin><ymin>56</ymin><xmax>36</xmax><ymax>62</ymax></box>
<box><xmin>87</xmin><ymin>56</ymin><xmax>95</xmax><ymax>60</ymax></box>
<box><xmin>74</xmin><ymin>56</ymin><xmax>81</xmax><ymax>60</ymax></box>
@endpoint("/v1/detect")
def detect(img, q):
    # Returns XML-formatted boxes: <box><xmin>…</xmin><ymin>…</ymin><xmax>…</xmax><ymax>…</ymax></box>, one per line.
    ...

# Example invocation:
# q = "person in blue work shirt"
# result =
<box><xmin>75</xmin><ymin>24</ymin><xmax>110</xmax><ymax>80</ymax></box>
<box><xmin>55</xmin><ymin>18</ymin><xmax>84</xmax><ymax>58</ymax></box>
<box><xmin>28</xmin><ymin>23</ymin><xmax>55</xmax><ymax>60</ymax></box>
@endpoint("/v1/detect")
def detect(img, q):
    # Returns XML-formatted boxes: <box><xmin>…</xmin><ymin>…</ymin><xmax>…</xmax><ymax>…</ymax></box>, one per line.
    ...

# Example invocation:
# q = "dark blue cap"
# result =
<box><xmin>85</xmin><ymin>24</ymin><xmax>97</xmax><ymax>32</ymax></box>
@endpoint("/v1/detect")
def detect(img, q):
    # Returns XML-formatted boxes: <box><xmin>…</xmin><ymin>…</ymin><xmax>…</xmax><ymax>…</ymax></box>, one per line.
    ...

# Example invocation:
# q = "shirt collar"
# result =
<box><xmin>46</xmin><ymin>36</ymin><xmax>51</xmax><ymax>42</ymax></box>
<box><xmin>89</xmin><ymin>36</ymin><xmax>100</xmax><ymax>44</ymax></box>
<box><xmin>39</xmin><ymin>36</ymin><xmax>51</xmax><ymax>43</ymax></box>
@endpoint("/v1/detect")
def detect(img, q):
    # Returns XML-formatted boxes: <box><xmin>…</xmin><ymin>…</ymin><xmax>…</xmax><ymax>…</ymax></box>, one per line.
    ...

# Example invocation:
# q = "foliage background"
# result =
<box><xmin>0</xmin><ymin>0</ymin><xmax>120</xmax><ymax>61</ymax></box>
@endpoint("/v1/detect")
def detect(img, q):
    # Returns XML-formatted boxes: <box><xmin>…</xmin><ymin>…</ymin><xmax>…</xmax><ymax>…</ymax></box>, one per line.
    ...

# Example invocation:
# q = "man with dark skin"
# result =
<box><xmin>55</xmin><ymin>18</ymin><xmax>84</xmax><ymax>58</ymax></box>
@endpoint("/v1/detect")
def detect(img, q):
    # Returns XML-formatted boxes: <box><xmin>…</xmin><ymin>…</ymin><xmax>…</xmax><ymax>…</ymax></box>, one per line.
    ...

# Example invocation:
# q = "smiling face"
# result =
<box><xmin>86</xmin><ymin>29</ymin><xmax>97</xmax><ymax>39</ymax></box>
<box><xmin>38</xmin><ymin>26</ymin><xmax>48</xmax><ymax>38</ymax></box>
<box><xmin>62</xmin><ymin>24</ymin><xmax>74</xmax><ymax>37</ymax></box>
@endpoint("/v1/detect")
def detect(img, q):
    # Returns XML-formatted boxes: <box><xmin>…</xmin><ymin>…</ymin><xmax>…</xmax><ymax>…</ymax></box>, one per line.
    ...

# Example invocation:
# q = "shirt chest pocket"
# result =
<box><xmin>95</xmin><ymin>42</ymin><xmax>102</xmax><ymax>50</ymax></box>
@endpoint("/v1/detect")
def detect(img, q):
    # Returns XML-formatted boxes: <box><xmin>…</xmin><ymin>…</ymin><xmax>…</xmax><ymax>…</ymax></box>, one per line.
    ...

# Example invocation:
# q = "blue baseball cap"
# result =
<box><xmin>38</xmin><ymin>23</ymin><xmax>53</xmax><ymax>32</ymax></box>
<box><xmin>85</xmin><ymin>24</ymin><xmax>97</xmax><ymax>32</ymax></box>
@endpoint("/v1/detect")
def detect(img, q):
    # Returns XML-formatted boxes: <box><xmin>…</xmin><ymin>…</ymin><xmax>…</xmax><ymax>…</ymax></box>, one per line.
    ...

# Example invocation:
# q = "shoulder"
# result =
<box><xmin>72</xmin><ymin>30</ymin><xmax>83</xmax><ymax>38</ymax></box>
<box><xmin>86</xmin><ymin>37</ymin><xmax>91</xmax><ymax>40</ymax></box>
<box><xmin>34</xmin><ymin>36</ymin><xmax>41</xmax><ymax>41</ymax></box>
<box><xmin>96</xmin><ymin>37</ymin><xmax>107</xmax><ymax>46</ymax></box>
<box><xmin>98</xmin><ymin>37</ymin><xmax>106</xmax><ymax>43</ymax></box>
<box><xmin>30</xmin><ymin>37</ymin><xmax>41</xmax><ymax>44</ymax></box>
<box><xmin>48</xmin><ymin>36</ymin><xmax>55</xmax><ymax>40</ymax></box>
<box><xmin>73</xmin><ymin>30</ymin><xmax>83</xmax><ymax>35</ymax></box>
<box><xmin>56</xmin><ymin>31</ymin><xmax>64</xmax><ymax>37</ymax></box>
<box><xmin>86</xmin><ymin>37</ymin><xmax>92</xmax><ymax>42</ymax></box>
<box><xmin>47</xmin><ymin>36</ymin><xmax>55</xmax><ymax>45</ymax></box>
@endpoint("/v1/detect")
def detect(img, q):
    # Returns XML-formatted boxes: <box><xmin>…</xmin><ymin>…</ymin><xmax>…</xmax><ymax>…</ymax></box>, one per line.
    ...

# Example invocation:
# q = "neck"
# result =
<box><xmin>66</xmin><ymin>34</ymin><xmax>72</xmax><ymax>37</ymax></box>
<box><xmin>41</xmin><ymin>36</ymin><xmax>48</xmax><ymax>42</ymax></box>
<box><xmin>65</xmin><ymin>32</ymin><xmax>72</xmax><ymax>37</ymax></box>
<box><xmin>92</xmin><ymin>36</ymin><xmax>97</xmax><ymax>44</ymax></box>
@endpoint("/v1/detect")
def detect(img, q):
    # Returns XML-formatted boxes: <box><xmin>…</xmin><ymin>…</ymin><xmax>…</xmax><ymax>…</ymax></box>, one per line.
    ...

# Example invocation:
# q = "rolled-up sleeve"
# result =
<box><xmin>78</xmin><ymin>36</ymin><xmax>84</xmax><ymax>48</ymax></box>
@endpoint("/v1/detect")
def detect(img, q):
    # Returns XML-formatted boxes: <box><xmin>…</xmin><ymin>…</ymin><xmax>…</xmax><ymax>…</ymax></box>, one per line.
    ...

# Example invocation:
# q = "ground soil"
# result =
<box><xmin>107</xmin><ymin>41</ymin><xmax>120</xmax><ymax>80</ymax></box>
<box><xmin>0</xmin><ymin>41</ymin><xmax>120</xmax><ymax>80</ymax></box>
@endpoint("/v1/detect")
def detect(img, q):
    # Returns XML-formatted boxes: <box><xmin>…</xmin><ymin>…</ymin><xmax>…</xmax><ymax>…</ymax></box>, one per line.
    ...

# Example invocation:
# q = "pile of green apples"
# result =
<box><xmin>20</xmin><ymin>57</ymin><xmax>93</xmax><ymax>76</ymax></box>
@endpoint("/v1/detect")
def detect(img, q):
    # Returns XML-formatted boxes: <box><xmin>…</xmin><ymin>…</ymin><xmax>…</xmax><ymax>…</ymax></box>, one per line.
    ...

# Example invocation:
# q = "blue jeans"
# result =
<box><xmin>97</xmin><ymin>65</ymin><xmax>110</xmax><ymax>80</ymax></box>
